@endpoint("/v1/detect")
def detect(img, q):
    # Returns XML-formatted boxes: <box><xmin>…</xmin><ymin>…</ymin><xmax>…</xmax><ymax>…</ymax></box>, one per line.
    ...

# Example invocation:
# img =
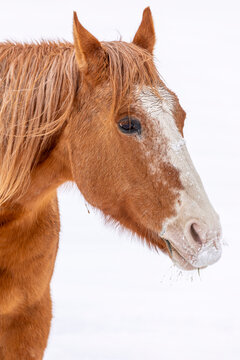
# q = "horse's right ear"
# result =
<box><xmin>73</xmin><ymin>12</ymin><xmax>103</xmax><ymax>72</ymax></box>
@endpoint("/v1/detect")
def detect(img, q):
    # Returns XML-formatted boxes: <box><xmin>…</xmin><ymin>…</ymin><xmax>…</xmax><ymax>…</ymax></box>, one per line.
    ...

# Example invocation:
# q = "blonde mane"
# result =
<box><xmin>0</xmin><ymin>40</ymin><xmax>160</xmax><ymax>206</ymax></box>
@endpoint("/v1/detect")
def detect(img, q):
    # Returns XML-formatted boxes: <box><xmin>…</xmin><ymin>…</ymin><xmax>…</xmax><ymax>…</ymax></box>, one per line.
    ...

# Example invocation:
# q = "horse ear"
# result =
<box><xmin>73</xmin><ymin>11</ymin><xmax>103</xmax><ymax>72</ymax></box>
<box><xmin>133</xmin><ymin>7</ymin><xmax>155</xmax><ymax>54</ymax></box>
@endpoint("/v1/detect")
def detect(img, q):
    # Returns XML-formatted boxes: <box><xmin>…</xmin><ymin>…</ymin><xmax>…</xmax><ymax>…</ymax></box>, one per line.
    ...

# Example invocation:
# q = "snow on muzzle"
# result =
<box><xmin>162</xmin><ymin>214</ymin><xmax>222</xmax><ymax>269</ymax></box>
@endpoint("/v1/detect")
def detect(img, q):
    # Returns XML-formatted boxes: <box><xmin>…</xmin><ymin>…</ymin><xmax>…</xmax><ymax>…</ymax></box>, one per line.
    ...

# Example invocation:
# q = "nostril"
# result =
<box><xmin>190</xmin><ymin>223</ymin><xmax>203</xmax><ymax>245</ymax></box>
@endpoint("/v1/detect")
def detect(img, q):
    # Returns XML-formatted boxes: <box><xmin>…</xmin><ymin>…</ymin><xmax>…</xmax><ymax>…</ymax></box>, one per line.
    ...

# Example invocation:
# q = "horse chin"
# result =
<box><xmin>170</xmin><ymin>247</ymin><xmax>197</xmax><ymax>271</ymax></box>
<box><xmin>161</xmin><ymin>238</ymin><xmax>198</xmax><ymax>271</ymax></box>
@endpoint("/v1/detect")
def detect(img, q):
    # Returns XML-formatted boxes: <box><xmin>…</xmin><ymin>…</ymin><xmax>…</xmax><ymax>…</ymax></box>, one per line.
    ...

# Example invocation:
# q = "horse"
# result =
<box><xmin>0</xmin><ymin>7</ymin><xmax>222</xmax><ymax>359</ymax></box>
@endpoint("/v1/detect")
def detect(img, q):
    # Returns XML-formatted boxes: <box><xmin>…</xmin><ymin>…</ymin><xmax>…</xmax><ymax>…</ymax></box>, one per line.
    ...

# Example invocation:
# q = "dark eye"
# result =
<box><xmin>118</xmin><ymin>117</ymin><xmax>141</xmax><ymax>135</ymax></box>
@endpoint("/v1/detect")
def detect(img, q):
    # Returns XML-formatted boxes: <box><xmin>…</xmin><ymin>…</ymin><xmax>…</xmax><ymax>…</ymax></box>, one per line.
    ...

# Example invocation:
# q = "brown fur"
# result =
<box><xmin>0</xmin><ymin>8</ymin><xmax>185</xmax><ymax>359</ymax></box>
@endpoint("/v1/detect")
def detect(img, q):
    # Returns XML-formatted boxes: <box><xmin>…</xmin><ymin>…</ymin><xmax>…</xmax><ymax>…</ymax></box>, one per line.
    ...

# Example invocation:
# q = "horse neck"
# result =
<box><xmin>0</xmin><ymin>130</ymin><xmax>72</xmax><ymax>227</ymax></box>
<box><xmin>0</xmin><ymin>42</ymin><xmax>77</xmax><ymax>212</ymax></box>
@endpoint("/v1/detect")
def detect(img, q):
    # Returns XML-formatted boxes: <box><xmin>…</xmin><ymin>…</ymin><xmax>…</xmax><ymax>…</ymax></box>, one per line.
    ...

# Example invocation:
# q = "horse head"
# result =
<box><xmin>68</xmin><ymin>8</ymin><xmax>222</xmax><ymax>270</ymax></box>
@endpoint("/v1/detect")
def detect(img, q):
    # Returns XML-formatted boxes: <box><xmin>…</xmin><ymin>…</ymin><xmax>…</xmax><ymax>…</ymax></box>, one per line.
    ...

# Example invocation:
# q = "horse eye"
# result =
<box><xmin>118</xmin><ymin>117</ymin><xmax>141</xmax><ymax>135</ymax></box>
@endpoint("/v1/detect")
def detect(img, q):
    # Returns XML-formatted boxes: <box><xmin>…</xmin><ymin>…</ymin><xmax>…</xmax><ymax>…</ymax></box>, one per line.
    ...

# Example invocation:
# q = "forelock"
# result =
<box><xmin>101</xmin><ymin>41</ymin><xmax>160</xmax><ymax>112</ymax></box>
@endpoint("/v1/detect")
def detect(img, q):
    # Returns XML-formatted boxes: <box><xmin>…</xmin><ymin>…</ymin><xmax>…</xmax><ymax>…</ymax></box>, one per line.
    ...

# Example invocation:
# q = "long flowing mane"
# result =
<box><xmin>0</xmin><ymin>40</ymin><xmax>159</xmax><ymax>206</ymax></box>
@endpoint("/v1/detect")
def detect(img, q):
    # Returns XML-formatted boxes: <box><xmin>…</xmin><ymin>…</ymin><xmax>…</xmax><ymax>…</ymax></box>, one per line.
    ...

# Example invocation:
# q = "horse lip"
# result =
<box><xmin>163</xmin><ymin>238</ymin><xmax>173</xmax><ymax>255</ymax></box>
<box><xmin>162</xmin><ymin>237</ymin><xmax>175</xmax><ymax>257</ymax></box>
<box><xmin>162</xmin><ymin>237</ymin><xmax>196</xmax><ymax>270</ymax></box>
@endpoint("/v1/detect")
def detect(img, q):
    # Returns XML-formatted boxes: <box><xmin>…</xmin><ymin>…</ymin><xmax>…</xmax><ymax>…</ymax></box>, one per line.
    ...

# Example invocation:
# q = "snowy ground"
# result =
<box><xmin>1</xmin><ymin>1</ymin><xmax>240</xmax><ymax>359</ymax></box>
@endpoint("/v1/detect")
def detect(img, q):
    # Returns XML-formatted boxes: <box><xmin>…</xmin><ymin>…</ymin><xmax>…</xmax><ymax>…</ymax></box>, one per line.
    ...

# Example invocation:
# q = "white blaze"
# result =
<box><xmin>138</xmin><ymin>86</ymin><xmax>222</xmax><ymax>269</ymax></box>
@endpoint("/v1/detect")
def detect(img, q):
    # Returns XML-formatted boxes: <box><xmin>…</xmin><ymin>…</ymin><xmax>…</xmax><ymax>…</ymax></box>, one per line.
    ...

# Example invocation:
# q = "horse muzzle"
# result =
<box><xmin>160</xmin><ymin>216</ymin><xmax>222</xmax><ymax>270</ymax></box>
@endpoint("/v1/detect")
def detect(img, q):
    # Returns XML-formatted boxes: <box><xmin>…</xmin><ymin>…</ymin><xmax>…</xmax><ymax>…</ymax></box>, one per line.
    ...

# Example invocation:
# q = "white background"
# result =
<box><xmin>0</xmin><ymin>1</ymin><xmax>240</xmax><ymax>359</ymax></box>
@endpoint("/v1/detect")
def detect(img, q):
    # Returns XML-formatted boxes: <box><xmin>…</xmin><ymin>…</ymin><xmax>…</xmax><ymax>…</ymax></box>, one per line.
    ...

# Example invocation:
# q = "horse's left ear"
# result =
<box><xmin>73</xmin><ymin>11</ymin><xmax>104</xmax><ymax>72</ymax></box>
<box><xmin>133</xmin><ymin>7</ymin><xmax>155</xmax><ymax>54</ymax></box>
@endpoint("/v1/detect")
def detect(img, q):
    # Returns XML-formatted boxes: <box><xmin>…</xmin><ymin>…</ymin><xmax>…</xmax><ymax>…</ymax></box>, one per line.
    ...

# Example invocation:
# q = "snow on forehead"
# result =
<box><xmin>137</xmin><ymin>86</ymin><xmax>175</xmax><ymax>114</ymax></box>
<box><xmin>136</xmin><ymin>85</ymin><xmax>185</xmax><ymax>176</ymax></box>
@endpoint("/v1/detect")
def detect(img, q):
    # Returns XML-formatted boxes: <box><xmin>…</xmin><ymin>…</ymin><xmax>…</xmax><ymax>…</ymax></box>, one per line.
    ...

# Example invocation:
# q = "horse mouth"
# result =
<box><xmin>162</xmin><ymin>238</ymin><xmax>198</xmax><ymax>270</ymax></box>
